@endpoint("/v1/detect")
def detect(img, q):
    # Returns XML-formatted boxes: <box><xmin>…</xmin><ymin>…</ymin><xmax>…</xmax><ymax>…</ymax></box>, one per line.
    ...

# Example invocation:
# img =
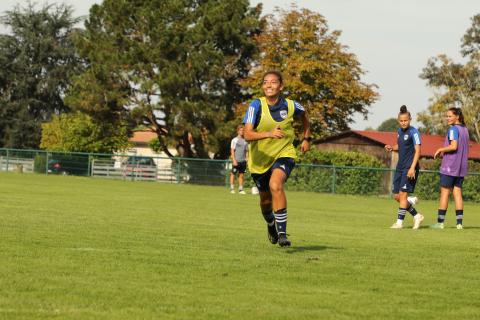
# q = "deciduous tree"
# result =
<box><xmin>240</xmin><ymin>7</ymin><xmax>378</xmax><ymax>139</ymax></box>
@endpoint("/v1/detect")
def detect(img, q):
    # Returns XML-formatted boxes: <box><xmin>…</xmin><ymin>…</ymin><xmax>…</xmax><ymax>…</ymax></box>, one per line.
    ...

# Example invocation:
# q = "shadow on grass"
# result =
<box><xmin>283</xmin><ymin>245</ymin><xmax>341</xmax><ymax>254</ymax></box>
<box><xmin>416</xmin><ymin>225</ymin><xmax>480</xmax><ymax>230</ymax></box>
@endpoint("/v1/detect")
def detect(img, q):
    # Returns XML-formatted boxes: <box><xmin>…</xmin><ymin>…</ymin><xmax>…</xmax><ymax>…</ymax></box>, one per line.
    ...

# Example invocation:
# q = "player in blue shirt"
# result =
<box><xmin>385</xmin><ymin>105</ymin><xmax>424</xmax><ymax>229</ymax></box>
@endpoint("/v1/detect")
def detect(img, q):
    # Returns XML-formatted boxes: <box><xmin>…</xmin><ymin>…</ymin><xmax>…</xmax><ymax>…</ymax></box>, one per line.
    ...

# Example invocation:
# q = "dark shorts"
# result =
<box><xmin>440</xmin><ymin>174</ymin><xmax>464</xmax><ymax>189</ymax></box>
<box><xmin>392</xmin><ymin>169</ymin><xmax>419</xmax><ymax>194</ymax></box>
<box><xmin>232</xmin><ymin>161</ymin><xmax>247</xmax><ymax>174</ymax></box>
<box><xmin>251</xmin><ymin>158</ymin><xmax>295</xmax><ymax>192</ymax></box>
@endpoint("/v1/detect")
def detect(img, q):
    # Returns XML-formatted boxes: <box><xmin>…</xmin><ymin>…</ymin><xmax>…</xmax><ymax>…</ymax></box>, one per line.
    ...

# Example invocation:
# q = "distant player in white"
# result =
<box><xmin>230</xmin><ymin>125</ymin><xmax>248</xmax><ymax>194</ymax></box>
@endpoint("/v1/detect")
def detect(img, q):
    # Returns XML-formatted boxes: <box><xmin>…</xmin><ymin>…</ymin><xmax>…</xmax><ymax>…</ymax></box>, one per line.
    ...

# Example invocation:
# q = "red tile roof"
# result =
<box><xmin>353</xmin><ymin>130</ymin><xmax>480</xmax><ymax>160</ymax></box>
<box><xmin>130</xmin><ymin>130</ymin><xmax>157</xmax><ymax>144</ymax></box>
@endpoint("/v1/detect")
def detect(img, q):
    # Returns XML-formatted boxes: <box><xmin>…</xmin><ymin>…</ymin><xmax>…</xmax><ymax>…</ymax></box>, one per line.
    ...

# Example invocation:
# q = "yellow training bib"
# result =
<box><xmin>248</xmin><ymin>97</ymin><xmax>297</xmax><ymax>174</ymax></box>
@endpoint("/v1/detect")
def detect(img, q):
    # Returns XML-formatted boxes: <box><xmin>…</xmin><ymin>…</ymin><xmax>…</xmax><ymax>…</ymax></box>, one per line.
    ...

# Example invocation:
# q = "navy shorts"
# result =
<box><xmin>440</xmin><ymin>174</ymin><xmax>464</xmax><ymax>189</ymax></box>
<box><xmin>251</xmin><ymin>158</ymin><xmax>295</xmax><ymax>192</ymax></box>
<box><xmin>232</xmin><ymin>161</ymin><xmax>246</xmax><ymax>174</ymax></box>
<box><xmin>392</xmin><ymin>169</ymin><xmax>419</xmax><ymax>193</ymax></box>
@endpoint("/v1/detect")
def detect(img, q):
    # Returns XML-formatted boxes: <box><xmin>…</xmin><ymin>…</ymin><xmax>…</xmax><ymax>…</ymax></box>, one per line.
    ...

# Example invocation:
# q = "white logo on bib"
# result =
<box><xmin>280</xmin><ymin>110</ymin><xmax>288</xmax><ymax>119</ymax></box>
<box><xmin>404</xmin><ymin>134</ymin><xmax>409</xmax><ymax>141</ymax></box>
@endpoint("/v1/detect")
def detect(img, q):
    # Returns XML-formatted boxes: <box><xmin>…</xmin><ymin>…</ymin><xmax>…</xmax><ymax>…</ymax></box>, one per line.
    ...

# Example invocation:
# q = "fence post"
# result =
<box><xmin>332</xmin><ymin>166</ymin><xmax>337</xmax><ymax>194</ymax></box>
<box><xmin>87</xmin><ymin>154</ymin><xmax>92</xmax><ymax>177</ymax></box>
<box><xmin>45</xmin><ymin>152</ymin><xmax>49</xmax><ymax>174</ymax></box>
<box><xmin>6</xmin><ymin>149</ymin><xmax>9</xmax><ymax>172</ymax></box>
<box><xmin>225</xmin><ymin>160</ymin><xmax>230</xmax><ymax>187</ymax></box>
<box><xmin>175</xmin><ymin>159</ymin><xmax>181</xmax><ymax>183</ymax></box>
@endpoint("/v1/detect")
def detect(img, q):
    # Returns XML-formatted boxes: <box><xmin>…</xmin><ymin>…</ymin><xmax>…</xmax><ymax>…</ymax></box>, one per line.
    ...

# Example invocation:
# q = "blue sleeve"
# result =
<box><xmin>293</xmin><ymin>100</ymin><xmax>305</xmax><ymax>117</ymax></box>
<box><xmin>411</xmin><ymin>128</ymin><xmax>421</xmax><ymax>145</ymax></box>
<box><xmin>243</xmin><ymin>99</ymin><xmax>260</xmax><ymax>125</ymax></box>
<box><xmin>448</xmin><ymin>126</ymin><xmax>459</xmax><ymax>141</ymax></box>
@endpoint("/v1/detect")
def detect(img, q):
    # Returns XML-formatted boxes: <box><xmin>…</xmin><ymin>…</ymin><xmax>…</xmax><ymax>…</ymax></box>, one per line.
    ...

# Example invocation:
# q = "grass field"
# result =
<box><xmin>1</xmin><ymin>172</ymin><xmax>480</xmax><ymax>319</ymax></box>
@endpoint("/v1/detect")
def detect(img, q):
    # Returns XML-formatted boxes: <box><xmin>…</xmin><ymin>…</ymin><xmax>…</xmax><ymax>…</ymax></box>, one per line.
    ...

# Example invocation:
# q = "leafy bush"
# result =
<box><xmin>288</xmin><ymin>150</ymin><xmax>385</xmax><ymax>195</ymax></box>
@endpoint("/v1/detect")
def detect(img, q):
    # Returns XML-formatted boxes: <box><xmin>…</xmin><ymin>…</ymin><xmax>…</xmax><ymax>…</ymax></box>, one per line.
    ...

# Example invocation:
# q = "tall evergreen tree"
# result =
<box><xmin>67</xmin><ymin>0</ymin><xmax>263</xmax><ymax>158</ymax></box>
<box><xmin>0</xmin><ymin>2</ymin><xmax>82</xmax><ymax>148</ymax></box>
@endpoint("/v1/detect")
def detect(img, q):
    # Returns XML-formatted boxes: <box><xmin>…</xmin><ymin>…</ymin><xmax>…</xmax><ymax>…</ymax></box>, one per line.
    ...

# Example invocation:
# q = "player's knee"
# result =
<box><xmin>269</xmin><ymin>180</ymin><xmax>283</xmax><ymax>193</ymax></box>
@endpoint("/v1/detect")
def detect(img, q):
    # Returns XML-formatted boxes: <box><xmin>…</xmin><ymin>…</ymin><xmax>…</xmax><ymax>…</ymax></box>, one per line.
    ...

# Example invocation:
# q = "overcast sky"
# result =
<box><xmin>1</xmin><ymin>0</ymin><xmax>479</xmax><ymax>129</ymax></box>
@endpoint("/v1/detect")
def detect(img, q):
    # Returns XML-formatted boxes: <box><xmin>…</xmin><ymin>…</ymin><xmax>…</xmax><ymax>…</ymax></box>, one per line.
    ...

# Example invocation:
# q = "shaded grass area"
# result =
<box><xmin>1</xmin><ymin>172</ymin><xmax>480</xmax><ymax>319</ymax></box>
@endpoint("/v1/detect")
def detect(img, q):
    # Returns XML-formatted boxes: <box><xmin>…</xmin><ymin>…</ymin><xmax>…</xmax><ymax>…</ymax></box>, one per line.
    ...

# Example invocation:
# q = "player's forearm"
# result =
<box><xmin>244</xmin><ymin>129</ymin><xmax>271</xmax><ymax>142</ymax></box>
<box><xmin>301</xmin><ymin>112</ymin><xmax>311</xmax><ymax>139</ymax></box>
<box><xmin>410</xmin><ymin>146</ymin><xmax>421</xmax><ymax>169</ymax></box>
<box><xmin>392</xmin><ymin>144</ymin><xmax>399</xmax><ymax>151</ymax></box>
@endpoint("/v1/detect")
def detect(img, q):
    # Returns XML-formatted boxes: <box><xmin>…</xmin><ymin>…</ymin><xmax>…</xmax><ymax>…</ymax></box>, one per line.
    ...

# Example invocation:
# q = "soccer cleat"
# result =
<box><xmin>239</xmin><ymin>190</ymin><xmax>246</xmax><ymax>195</ymax></box>
<box><xmin>429</xmin><ymin>223</ymin><xmax>444</xmax><ymax>229</ymax></box>
<box><xmin>230</xmin><ymin>189</ymin><xmax>235</xmax><ymax>194</ymax></box>
<box><xmin>456</xmin><ymin>224</ymin><xmax>463</xmax><ymax>230</ymax></box>
<box><xmin>267</xmin><ymin>223</ymin><xmax>278</xmax><ymax>244</ymax></box>
<box><xmin>412</xmin><ymin>213</ymin><xmax>424</xmax><ymax>230</ymax></box>
<box><xmin>278</xmin><ymin>233</ymin><xmax>291</xmax><ymax>247</ymax></box>
<box><xmin>390</xmin><ymin>222</ymin><xmax>403</xmax><ymax>229</ymax></box>
<box><xmin>407</xmin><ymin>196</ymin><xmax>419</xmax><ymax>206</ymax></box>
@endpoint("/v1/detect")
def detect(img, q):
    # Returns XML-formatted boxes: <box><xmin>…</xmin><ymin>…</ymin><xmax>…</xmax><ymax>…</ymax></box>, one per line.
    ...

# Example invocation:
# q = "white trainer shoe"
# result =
<box><xmin>457</xmin><ymin>224</ymin><xmax>463</xmax><ymax>230</ymax></box>
<box><xmin>412</xmin><ymin>213</ymin><xmax>424</xmax><ymax>230</ymax></box>
<box><xmin>239</xmin><ymin>190</ymin><xmax>246</xmax><ymax>195</ymax></box>
<box><xmin>407</xmin><ymin>196</ymin><xmax>419</xmax><ymax>206</ymax></box>
<box><xmin>390</xmin><ymin>223</ymin><xmax>403</xmax><ymax>229</ymax></box>
<box><xmin>230</xmin><ymin>189</ymin><xmax>235</xmax><ymax>194</ymax></box>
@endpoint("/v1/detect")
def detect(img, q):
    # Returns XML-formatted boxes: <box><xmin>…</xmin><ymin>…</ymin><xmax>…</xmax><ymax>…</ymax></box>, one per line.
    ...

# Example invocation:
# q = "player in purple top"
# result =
<box><xmin>431</xmin><ymin>107</ymin><xmax>469</xmax><ymax>230</ymax></box>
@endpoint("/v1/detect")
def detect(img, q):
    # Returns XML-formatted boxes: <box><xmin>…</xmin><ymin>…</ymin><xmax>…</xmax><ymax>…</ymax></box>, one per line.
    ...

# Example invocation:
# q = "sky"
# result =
<box><xmin>1</xmin><ymin>0</ymin><xmax>479</xmax><ymax>130</ymax></box>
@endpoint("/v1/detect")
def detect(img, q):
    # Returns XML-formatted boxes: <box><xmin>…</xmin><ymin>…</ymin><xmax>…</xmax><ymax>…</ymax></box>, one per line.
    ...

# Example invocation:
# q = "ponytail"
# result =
<box><xmin>448</xmin><ymin>107</ymin><xmax>465</xmax><ymax>125</ymax></box>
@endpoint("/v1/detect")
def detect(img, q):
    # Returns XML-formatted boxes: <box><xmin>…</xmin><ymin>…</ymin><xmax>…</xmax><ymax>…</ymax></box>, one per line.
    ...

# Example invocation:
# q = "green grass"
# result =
<box><xmin>1</xmin><ymin>172</ymin><xmax>480</xmax><ymax>319</ymax></box>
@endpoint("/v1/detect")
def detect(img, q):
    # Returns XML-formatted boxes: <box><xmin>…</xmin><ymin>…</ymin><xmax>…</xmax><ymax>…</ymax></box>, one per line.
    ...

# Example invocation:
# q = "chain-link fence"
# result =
<box><xmin>1</xmin><ymin>148</ymin><xmax>479</xmax><ymax>201</ymax></box>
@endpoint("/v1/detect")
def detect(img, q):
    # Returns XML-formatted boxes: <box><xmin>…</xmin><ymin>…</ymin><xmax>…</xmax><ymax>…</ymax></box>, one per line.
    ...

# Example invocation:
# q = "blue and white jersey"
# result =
<box><xmin>448</xmin><ymin>126</ymin><xmax>459</xmax><ymax>142</ymax></box>
<box><xmin>396</xmin><ymin>126</ymin><xmax>421</xmax><ymax>170</ymax></box>
<box><xmin>243</xmin><ymin>97</ymin><xmax>305</xmax><ymax>128</ymax></box>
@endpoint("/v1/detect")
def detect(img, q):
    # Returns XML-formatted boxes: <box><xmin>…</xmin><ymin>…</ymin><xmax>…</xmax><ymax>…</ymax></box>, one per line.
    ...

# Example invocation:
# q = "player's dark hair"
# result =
<box><xmin>262</xmin><ymin>70</ymin><xmax>283</xmax><ymax>84</ymax></box>
<box><xmin>398</xmin><ymin>105</ymin><xmax>411</xmax><ymax>119</ymax></box>
<box><xmin>448</xmin><ymin>107</ymin><xmax>465</xmax><ymax>125</ymax></box>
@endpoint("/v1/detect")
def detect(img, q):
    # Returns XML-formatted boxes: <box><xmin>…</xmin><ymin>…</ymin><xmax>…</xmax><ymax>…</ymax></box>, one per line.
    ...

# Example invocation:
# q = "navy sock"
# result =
<box><xmin>262</xmin><ymin>209</ymin><xmax>275</xmax><ymax>226</ymax></box>
<box><xmin>456</xmin><ymin>210</ymin><xmax>464</xmax><ymax>225</ymax></box>
<box><xmin>407</xmin><ymin>204</ymin><xmax>417</xmax><ymax>217</ymax></box>
<box><xmin>397</xmin><ymin>207</ymin><xmax>407</xmax><ymax>223</ymax></box>
<box><xmin>274</xmin><ymin>208</ymin><xmax>287</xmax><ymax>235</ymax></box>
<box><xmin>438</xmin><ymin>209</ymin><xmax>447</xmax><ymax>223</ymax></box>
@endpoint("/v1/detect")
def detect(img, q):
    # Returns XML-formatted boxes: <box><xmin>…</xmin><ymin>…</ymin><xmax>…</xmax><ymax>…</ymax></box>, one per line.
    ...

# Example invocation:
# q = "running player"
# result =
<box><xmin>243</xmin><ymin>70</ymin><xmax>311</xmax><ymax>247</ymax></box>
<box><xmin>385</xmin><ymin>105</ymin><xmax>424</xmax><ymax>229</ymax></box>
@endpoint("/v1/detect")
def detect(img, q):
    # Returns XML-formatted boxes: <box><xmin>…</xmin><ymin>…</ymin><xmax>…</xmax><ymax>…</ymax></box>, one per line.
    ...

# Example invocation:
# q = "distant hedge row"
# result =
<box><xmin>288</xmin><ymin>150</ymin><xmax>385</xmax><ymax>195</ymax></box>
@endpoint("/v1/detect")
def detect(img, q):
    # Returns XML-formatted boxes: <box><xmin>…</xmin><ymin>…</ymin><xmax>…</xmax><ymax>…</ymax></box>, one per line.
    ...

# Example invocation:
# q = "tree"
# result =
<box><xmin>240</xmin><ymin>7</ymin><xmax>378</xmax><ymax>139</ymax></box>
<box><xmin>66</xmin><ymin>0</ymin><xmax>263</xmax><ymax>159</ymax></box>
<box><xmin>40</xmin><ymin>112</ymin><xmax>130</xmax><ymax>153</ymax></box>
<box><xmin>377</xmin><ymin>118</ymin><xmax>398</xmax><ymax>132</ymax></box>
<box><xmin>0</xmin><ymin>2</ymin><xmax>83</xmax><ymax>148</ymax></box>
<box><xmin>419</xmin><ymin>14</ymin><xmax>480</xmax><ymax>142</ymax></box>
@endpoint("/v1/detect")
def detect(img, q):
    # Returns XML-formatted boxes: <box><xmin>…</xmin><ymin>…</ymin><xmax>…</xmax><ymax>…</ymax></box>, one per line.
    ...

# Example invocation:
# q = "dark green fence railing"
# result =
<box><xmin>1</xmin><ymin>148</ymin><xmax>479</xmax><ymax>201</ymax></box>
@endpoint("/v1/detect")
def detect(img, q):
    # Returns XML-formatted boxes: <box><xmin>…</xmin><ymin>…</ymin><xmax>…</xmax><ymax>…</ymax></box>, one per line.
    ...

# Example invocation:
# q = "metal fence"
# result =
<box><xmin>1</xmin><ymin>148</ymin><xmax>479</xmax><ymax>201</ymax></box>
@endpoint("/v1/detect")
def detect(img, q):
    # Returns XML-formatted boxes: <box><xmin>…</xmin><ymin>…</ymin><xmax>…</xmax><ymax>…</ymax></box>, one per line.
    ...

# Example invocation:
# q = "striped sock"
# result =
<box><xmin>456</xmin><ymin>210</ymin><xmax>463</xmax><ymax>225</ymax></box>
<box><xmin>397</xmin><ymin>207</ymin><xmax>407</xmax><ymax>224</ymax></box>
<box><xmin>262</xmin><ymin>209</ymin><xmax>275</xmax><ymax>227</ymax></box>
<box><xmin>274</xmin><ymin>208</ymin><xmax>287</xmax><ymax>235</ymax></box>
<box><xmin>407</xmin><ymin>204</ymin><xmax>418</xmax><ymax>217</ymax></box>
<box><xmin>438</xmin><ymin>209</ymin><xmax>447</xmax><ymax>223</ymax></box>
